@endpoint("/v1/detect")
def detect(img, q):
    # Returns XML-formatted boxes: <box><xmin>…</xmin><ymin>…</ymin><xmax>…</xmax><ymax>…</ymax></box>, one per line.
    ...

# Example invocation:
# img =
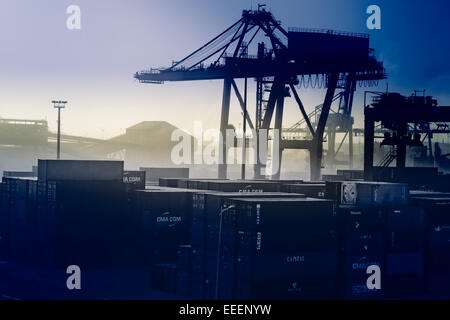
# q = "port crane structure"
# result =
<box><xmin>364</xmin><ymin>91</ymin><xmax>450</xmax><ymax>180</ymax></box>
<box><xmin>135</xmin><ymin>7</ymin><xmax>385</xmax><ymax>180</ymax></box>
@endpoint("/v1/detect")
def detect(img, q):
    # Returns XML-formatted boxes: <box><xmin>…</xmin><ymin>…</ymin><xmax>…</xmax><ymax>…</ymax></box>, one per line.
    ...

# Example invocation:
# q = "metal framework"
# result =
<box><xmin>135</xmin><ymin>8</ymin><xmax>385</xmax><ymax>180</ymax></box>
<box><xmin>364</xmin><ymin>92</ymin><xmax>450</xmax><ymax>180</ymax></box>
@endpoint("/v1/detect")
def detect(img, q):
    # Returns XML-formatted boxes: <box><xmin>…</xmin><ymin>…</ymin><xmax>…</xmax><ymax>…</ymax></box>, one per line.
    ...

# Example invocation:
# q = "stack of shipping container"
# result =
<box><xmin>140</xmin><ymin>167</ymin><xmax>189</xmax><ymax>186</ymax></box>
<box><xmin>3</xmin><ymin>161</ymin><xmax>450</xmax><ymax>299</ymax></box>
<box><xmin>33</xmin><ymin>160</ymin><xmax>131</xmax><ymax>268</ymax></box>
<box><xmin>325</xmin><ymin>180</ymin><xmax>410</xmax><ymax>299</ymax></box>
<box><xmin>281</xmin><ymin>183</ymin><xmax>326</xmax><ymax>198</ymax></box>
<box><xmin>218</xmin><ymin>197</ymin><xmax>338</xmax><ymax>299</ymax></box>
<box><xmin>384</xmin><ymin>205</ymin><xmax>426</xmax><ymax>298</ymax></box>
<box><xmin>411</xmin><ymin>197</ymin><xmax>450</xmax><ymax>298</ymax></box>
<box><xmin>0</xmin><ymin>177</ymin><xmax>37</xmax><ymax>262</ymax></box>
<box><xmin>133</xmin><ymin>189</ymin><xmax>193</xmax><ymax>265</ymax></box>
<box><xmin>186</xmin><ymin>191</ymin><xmax>306</xmax><ymax>299</ymax></box>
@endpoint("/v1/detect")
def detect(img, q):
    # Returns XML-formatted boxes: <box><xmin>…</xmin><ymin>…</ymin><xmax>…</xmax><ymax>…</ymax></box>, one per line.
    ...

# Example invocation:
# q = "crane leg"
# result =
<box><xmin>327</xmin><ymin>125</ymin><xmax>336</xmax><ymax>169</ymax></box>
<box><xmin>272</xmin><ymin>90</ymin><xmax>285</xmax><ymax>179</ymax></box>
<box><xmin>310</xmin><ymin>74</ymin><xmax>339</xmax><ymax>181</ymax></box>
<box><xmin>364</xmin><ymin>112</ymin><xmax>375</xmax><ymax>181</ymax></box>
<box><xmin>349</xmin><ymin>124</ymin><xmax>354</xmax><ymax>169</ymax></box>
<box><xmin>218</xmin><ymin>78</ymin><xmax>231</xmax><ymax>179</ymax></box>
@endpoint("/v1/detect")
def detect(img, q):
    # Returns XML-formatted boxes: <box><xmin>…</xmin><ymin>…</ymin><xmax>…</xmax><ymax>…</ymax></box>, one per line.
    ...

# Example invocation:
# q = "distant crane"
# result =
<box><xmin>135</xmin><ymin>8</ymin><xmax>385</xmax><ymax>180</ymax></box>
<box><xmin>364</xmin><ymin>91</ymin><xmax>450</xmax><ymax>180</ymax></box>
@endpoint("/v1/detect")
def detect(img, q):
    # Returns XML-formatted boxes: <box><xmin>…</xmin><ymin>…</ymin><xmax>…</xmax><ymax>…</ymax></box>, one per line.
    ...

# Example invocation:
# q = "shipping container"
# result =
<box><xmin>337</xmin><ymin>181</ymin><xmax>409</xmax><ymax>207</ymax></box>
<box><xmin>189</xmin><ymin>246</ymin><xmax>206</xmax><ymax>298</ymax></box>
<box><xmin>410</xmin><ymin>190</ymin><xmax>450</xmax><ymax>199</ymax></box>
<box><xmin>205</xmin><ymin>180</ymin><xmax>280</xmax><ymax>193</ymax></box>
<box><xmin>215</xmin><ymin>197</ymin><xmax>337</xmax><ymax>299</ymax></box>
<box><xmin>411</xmin><ymin>197</ymin><xmax>450</xmax><ymax>225</ymax></box>
<box><xmin>140</xmin><ymin>167</ymin><xmax>189</xmax><ymax>184</ymax></box>
<box><xmin>3</xmin><ymin>171</ymin><xmax>37</xmax><ymax>178</ymax></box>
<box><xmin>176</xmin><ymin>245</ymin><xmax>192</xmax><ymax>297</ymax></box>
<box><xmin>427</xmin><ymin>272</ymin><xmax>450</xmax><ymax>297</ymax></box>
<box><xmin>336</xmin><ymin>206</ymin><xmax>385</xmax><ymax>233</ymax></box>
<box><xmin>123</xmin><ymin>171</ymin><xmax>146</xmax><ymax>190</ymax></box>
<box><xmin>434</xmin><ymin>174</ymin><xmax>450</xmax><ymax>192</ymax></box>
<box><xmin>234</xmin><ymin>276</ymin><xmax>338</xmax><ymax>300</ymax></box>
<box><xmin>344</xmin><ymin>232</ymin><xmax>385</xmax><ymax>256</ymax></box>
<box><xmin>38</xmin><ymin>160</ymin><xmax>124</xmax><ymax>182</ymax></box>
<box><xmin>374</xmin><ymin>167</ymin><xmax>439</xmax><ymax>190</ymax></box>
<box><xmin>123</xmin><ymin>171</ymin><xmax>146</xmax><ymax>206</ymax></box>
<box><xmin>149</xmin><ymin>263</ymin><xmax>177</xmax><ymax>294</ymax></box>
<box><xmin>281</xmin><ymin>183</ymin><xmax>325</xmax><ymax>198</ymax></box>
<box><xmin>1</xmin><ymin>177</ymin><xmax>37</xmax><ymax>262</ymax></box>
<box><xmin>187</xmin><ymin>179</ymin><xmax>229</xmax><ymax>190</ymax></box>
<box><xmin>321</xmin><ymin>174</ymin><xmax>347</xmax><ymax>182</ymax></box>
<box><xmin>386</xmin><ymin>206</ymin><xmax>426</xmax><ymax>252</ymax></box>
<box><xmin>339</xmin><ymin>255</ymin><xmax>384</xmax><ymax>299</ymax></box>
<box><xmin>158</xmin><ymin>178</ymin><xmax>185</xmax><ymax>188</ymax></box>
<box><xmin>384</xmin><ymin>252</ymin><xmax>425</xmax><ymax>298</ymax></box>
<box><xmin>0</xmin><ymin>182</ymin><xmax>8</xmax><ymax>258</ymax></box>
<box><xmin>32</xmin><ymin>179</ymin><xmax>129</xmax><ymax>268</ymax></box>
<box><xmin>133</xmin><ymin>189</ymin><xmax>193</xmax><ymax>264</ymax></box>
<box><xmin>336</xmin><ymin>170</ymin><xmax>365</xmax><ymax>180</ymax></box>
<box><xmin>191</xmin><ymin>192</ymin><xmax>306</xmax><ymax>299</ymax></box>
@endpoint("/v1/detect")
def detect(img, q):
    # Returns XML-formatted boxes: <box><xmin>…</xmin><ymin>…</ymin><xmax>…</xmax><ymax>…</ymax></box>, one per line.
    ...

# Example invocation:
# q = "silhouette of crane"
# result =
<box><xmin>364</xmin><ymin>91</ymin><xmax>450</xmax><ymax>180</ymax></box>
<box><xmin>135</xmin><ymin>7</ymin><xmax>385</xmax><ymax>180</ymax></box>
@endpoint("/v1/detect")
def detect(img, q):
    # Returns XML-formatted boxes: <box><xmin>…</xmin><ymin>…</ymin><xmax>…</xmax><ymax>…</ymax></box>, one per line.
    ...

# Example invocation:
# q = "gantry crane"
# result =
<box><xmin>364</xmin><ymin>91</ymin><xmax>450</xmax><ymax>180</ymax></box>
<box><xmin>135</xmin><ymin>7</ymin><xmax>385</xmax><ymax>180</ymax></box>
<box><xmin>284</xmin><ymin>76</ymin><xmax>364</xmax><ymax>170</ymax></box>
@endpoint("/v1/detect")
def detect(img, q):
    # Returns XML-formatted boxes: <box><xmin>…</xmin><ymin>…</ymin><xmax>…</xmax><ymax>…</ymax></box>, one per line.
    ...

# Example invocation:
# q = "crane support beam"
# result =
<box><xmin>289</xmin><ymin>84</ymin><xmax>315</xmax><ymax>136</ymax></box>
<box><xmin>261</xmin><ymin>78</ymin><xmax>283</xmax><ymax>130</ymax></box>
<box><xmin>218</xmin><ymin>78</ymin><xmax>232</xmax><ymax>179</ymax></box>
<box><xmin>187</xmin><ymin>25</ymin><xmax>257</xmax><ymax>71</ymax></box>
<box><xmin>364</xmin><ymin>112</ymin><xmax>376</xmax><ymax>181</ymax></box>
<box><xmin>336</xmin><ymin>130</ymin><xmax>349</xmax><ymax>156</ymax></box>
<box><xmin>349</xmin><ymin>124</ymin><xmax>354</xmax><ymax>169</ymax></box>
<box><xmin>231</xmin><ymin>79</ymin><xmax>255</xmax><ymax>130</ymax></box>
<box><xmin>272</xmin><ymin>90</ymin><xmax>285</xmax><ymax>179</ymax></box>
<box><xmin>136</xmin><ymin>59</ymin><xmax>384</xmax><ymax>83</ymax></box>
<box><xmin>310</xmin><ymin>73</ymin><xmax>339</xmax><ymax>181</ymax></box>
<box><xmin>169</xmin><ymin>18</ymin><xmax>243</xmax><ymax>70</ymax></box>
<box><xmin>214</xmin><ymin>22</ymin><xmax>245</xmax><ymax>66</ymax></box>
<box><xmin>233</xmin><ymin>22</ymin><xmax>249</xmax><ymax>57</ymax></box>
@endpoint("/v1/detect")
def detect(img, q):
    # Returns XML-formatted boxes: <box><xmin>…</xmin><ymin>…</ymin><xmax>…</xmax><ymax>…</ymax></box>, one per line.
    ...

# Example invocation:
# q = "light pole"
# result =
<box><xmin>52</xmin><ymin>100</ymin><xmax>67</xmax><ymax>160</ymax></box>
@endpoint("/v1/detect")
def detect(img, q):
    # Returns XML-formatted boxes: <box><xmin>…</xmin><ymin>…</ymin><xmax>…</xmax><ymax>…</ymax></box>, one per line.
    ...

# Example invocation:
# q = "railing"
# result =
<box><xmin>223</xmin><ymin>52</ymin><xmax>259</xmax><ymax>60</ymax></box>
<box><xmin>137</xmin><ymin>68</ymin><xmax>162</xmax><ymax>74</ymax></box>
<box><xmin>287</xmin><ymin>92</ymin><xmax>342</xmax><ymax>132</ymax></box>
<box><xmin>0</xmin><ymin>119</ymin><xmax>47</xmax><ymax>126</ymax></box>
<box><xmin>377</xmin><ymin>148</ymin><xmax>397</xmax><ymax>169</ymax></box>
<box><xmin>288</xmin><ymin>27</ymin><xmax>369</xmax><ymax>39</ymax></box>
<box><xmin>373</xmin><ymin>148</ymin><xmax>397</xmax><ymax>180</ymax></box>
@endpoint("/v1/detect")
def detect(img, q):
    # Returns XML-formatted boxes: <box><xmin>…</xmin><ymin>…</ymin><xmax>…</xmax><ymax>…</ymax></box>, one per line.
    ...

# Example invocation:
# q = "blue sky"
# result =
<box><xmin>0</xmin><ymin>0</ymin><xmax>449</xmax><ymax>138</ymax></box>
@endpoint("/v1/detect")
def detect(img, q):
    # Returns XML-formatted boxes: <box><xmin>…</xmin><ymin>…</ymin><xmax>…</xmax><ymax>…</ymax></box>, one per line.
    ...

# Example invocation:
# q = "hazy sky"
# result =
<box><xmin>0</xmin><ymin>0</ymin><xmax>449</xmax><ymax>138</ymax></box>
